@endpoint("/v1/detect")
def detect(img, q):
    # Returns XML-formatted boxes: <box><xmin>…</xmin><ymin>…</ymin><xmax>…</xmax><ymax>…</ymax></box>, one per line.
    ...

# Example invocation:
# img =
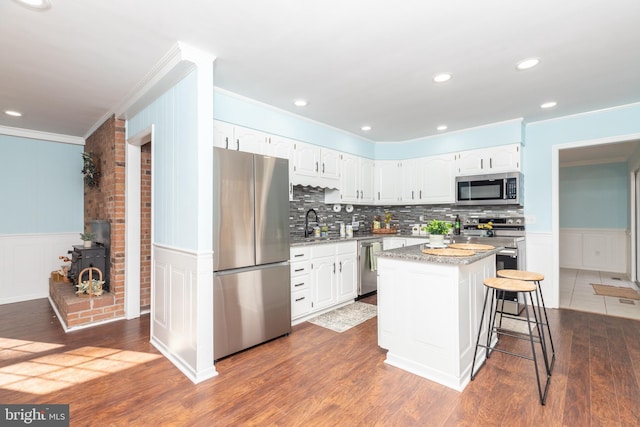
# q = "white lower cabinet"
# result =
<box><xmin>290</xmin><ymin>241</ymin><xmax>358</xmax><ymax>324</ymax></box>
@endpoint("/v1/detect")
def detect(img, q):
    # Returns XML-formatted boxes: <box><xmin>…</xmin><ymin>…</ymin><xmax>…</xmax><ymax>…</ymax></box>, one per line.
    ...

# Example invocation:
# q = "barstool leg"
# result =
<box><xmin>523</xmin><ymin>292</ymin><xmax>550</xmax><ymax>405</ymax></box>
<box><xmin>532</xmin><ymin>285</ymin><xmax>552</xmax><ymax>377</ymax></box>
<box><xmin>471</xmin><ymin>286</ymin><xmax>491</xmax><ymax>380</ymax></box>
<box><xmin>535</xmin><ymin>280</ymin><xmax>556</xmax><ymax>373</ymax></box>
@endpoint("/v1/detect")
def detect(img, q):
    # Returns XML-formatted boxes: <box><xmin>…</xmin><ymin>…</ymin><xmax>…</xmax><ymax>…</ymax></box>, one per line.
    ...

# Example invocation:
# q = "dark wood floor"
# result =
<box><xmin>1</xmin><ymin>295</ymin><xmax>640</xmax><ymax>426</ymax></box>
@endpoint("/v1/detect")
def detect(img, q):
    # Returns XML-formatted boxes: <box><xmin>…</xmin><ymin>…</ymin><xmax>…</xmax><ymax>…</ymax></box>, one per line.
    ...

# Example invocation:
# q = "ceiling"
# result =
<box><xmin>2</xmin><ymin>0</ymin><xmax>640</xmax><ymax>147</ymax></box>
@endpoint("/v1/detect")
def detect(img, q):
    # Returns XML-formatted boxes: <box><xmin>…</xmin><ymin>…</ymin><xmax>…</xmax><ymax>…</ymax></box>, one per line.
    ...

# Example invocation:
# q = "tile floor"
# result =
<box><xmin>560</xmin><ymin>268</ymin><xmax>640</xmax><ymax>320</ymax></box>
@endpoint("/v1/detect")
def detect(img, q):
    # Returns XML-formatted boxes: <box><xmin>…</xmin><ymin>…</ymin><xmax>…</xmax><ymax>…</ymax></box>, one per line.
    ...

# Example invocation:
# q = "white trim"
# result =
<box><xmin>560</xmin><ymin>157</ymin><xmax>630</xmax><ymax>168</ymax></box>
<box><xmin>150</xmin><ymin>335</ymin><xmax>217</xmax><ymax>384</ymax></box>
<box><xmin>125</xmin><ymin>126</ymin><xmax>151</xmax><ymax>320</ymax></box>
<box><xmin>0</xmin><ymin>125</ymin><xmax>84</xmax><ymax>145</ymax></box>
<box><xmin>110</xmin><ymin>42</ymin><xmax>216</xmax><ymax>135</ymax></box>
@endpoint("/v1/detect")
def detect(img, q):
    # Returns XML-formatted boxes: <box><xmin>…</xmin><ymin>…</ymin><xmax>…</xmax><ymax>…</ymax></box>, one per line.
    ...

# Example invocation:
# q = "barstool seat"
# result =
<box><xmin>497</xmin><ymin>269</ymin><xmax>556</xmax><ymax>375</ymax></box>
<box><xmin>497</xmin><ymin>269</ymin><xmax>543</xmax><ymax>282</ymax></box>
<box><xmin>471</xmin><ymin>276</ymin><xmax>551</xmax><ymax>405</ymax></box>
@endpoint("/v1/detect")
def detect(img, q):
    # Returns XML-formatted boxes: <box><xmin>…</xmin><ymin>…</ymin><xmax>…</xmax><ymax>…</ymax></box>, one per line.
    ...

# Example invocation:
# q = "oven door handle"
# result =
<box><xmin>498</xmin><ymin>249</ymin><xmax>517</xmax><ymax>256</ymax></box>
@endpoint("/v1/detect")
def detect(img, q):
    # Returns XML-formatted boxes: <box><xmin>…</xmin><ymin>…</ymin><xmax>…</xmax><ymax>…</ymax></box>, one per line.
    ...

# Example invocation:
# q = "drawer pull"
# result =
<box><xmin>295</xmin><ymin>296</ymin><xmax>306</xmax><ymax>302</ymax></box>
<box><xmin>294</xmin><ymin>268</ymin><xmax>305</xmax><ymax>272</ymax></box>
<box><xmin>294</xmin><ymin>253</ymin><xmax>305</xmax><ymax>257</ymax></box>
<box><xmin>294</xmin><ymin>282</ymin><xmax>305</xmax><ymax>287</ymax></box>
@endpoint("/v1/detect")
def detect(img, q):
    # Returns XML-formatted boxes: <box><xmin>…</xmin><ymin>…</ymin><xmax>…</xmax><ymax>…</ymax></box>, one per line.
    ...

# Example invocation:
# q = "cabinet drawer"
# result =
<box><xmin>291</xmin><ymin>289</ymin><xmax>312</xmax><ymax>319</ymax></box>
<box><xmin>290</xmin><ymin>246</ymin><xmax>310</xmax><ymax>261</ymax></box>
<box><xmin>311</xmin><ymin>243</ymin><xmax>335</xmax><ymax>258</ymax></box>
<box><xmin>290</xmin><ymin>261</ymin><xmax>310</xmax><ymax>277</ymax></box>
<box><xmin>335</xmin><ymin>240</ymin><xmax>357</xmax><ymax>255</ymax></box>
<box><xmin>290</xmin><ymin>274</ymin><xmax>310</xmax><ymax>291</ymax></box>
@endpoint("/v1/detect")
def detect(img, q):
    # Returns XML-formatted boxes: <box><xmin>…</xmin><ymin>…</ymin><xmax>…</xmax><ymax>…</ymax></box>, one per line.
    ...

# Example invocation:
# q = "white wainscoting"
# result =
<box><xmin>0</xmin><ymin>233</ymin><xmax>80</xmax><ymax>305</ymax></box>
<box><xmin>150</xmin><ymin>244</ymin><xmax>216</xmax><ymax>384</ymax></box>
<box><xmin>525</xmin><ymin>232</ymin><xmax>558</xmax><ymax>309</ymax></box>
<box><xmin>559</xmin><ymin>228</ymin><xmax>628</xmax><ymax>274</ymax></box>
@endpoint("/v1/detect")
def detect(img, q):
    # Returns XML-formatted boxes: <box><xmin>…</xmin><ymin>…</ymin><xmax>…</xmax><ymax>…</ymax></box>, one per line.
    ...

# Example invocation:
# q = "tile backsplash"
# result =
<box><xmin>289</xmin><ymin>185</ymin><xmax>524</xmax><ymax>237</ymax></box>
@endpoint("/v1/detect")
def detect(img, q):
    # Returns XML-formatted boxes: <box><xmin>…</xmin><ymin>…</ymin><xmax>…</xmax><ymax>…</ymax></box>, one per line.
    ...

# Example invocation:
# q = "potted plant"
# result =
<box><xmin>426</xmin><ymin>219</ymin><xmax>452</xmax><ymax>246</ymax></box>
<box><xmin>80</xmin><ymin>230</ymin><xmax>95</xmax><ymax>248</ymax></box>
<box><xmin>81</xmin><ymin>152</ymin><xmax>100</xmax><ymax>187</ymax></box>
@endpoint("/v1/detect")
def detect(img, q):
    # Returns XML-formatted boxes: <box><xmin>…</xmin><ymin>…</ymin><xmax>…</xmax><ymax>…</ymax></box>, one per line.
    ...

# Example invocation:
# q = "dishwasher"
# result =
<box><xmin>358</xmin><ymin>238</ymin><xmax>383</xmax><ymax>297</ymax></box>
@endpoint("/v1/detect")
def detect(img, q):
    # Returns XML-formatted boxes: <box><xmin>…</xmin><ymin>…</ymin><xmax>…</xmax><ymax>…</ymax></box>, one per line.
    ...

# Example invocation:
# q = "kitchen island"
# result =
<box><xmin>376</xmin><ymin>243</ymin><xmax>500</xmax><ymax>391</ymax></box>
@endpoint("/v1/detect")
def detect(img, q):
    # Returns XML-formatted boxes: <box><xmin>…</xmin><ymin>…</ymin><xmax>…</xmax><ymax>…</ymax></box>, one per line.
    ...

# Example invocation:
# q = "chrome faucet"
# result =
<box><xmin>304</xmin><ymin>208</ymin><xmax>318</xmax><ymax>237</ymax></box>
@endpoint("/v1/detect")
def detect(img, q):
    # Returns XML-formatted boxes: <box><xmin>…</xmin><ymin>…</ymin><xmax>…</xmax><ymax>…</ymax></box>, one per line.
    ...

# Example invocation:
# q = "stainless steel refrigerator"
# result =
<box><xmin>213</xmin><ymin>147</ymin><xmax>291</xmax><ymax>360</ymax></box>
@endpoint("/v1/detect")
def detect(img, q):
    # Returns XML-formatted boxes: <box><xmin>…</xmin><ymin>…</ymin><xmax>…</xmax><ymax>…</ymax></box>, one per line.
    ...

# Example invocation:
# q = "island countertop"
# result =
<box><xmin>376</xmin><ymin>243</ymin><xmax>502</xmax><ymax>265</ymax></box>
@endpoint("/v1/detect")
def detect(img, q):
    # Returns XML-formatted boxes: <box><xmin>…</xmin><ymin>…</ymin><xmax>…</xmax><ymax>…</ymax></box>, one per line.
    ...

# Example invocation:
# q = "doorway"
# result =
<box><xmin>126</xmin><ymin>126</ymin><xmax>154</xmax><ymax>319</ymax></box>
<box><xmin>555</xmin><ymin>136</ymin><xmax>640</xmax><ymax>317</ymax></box>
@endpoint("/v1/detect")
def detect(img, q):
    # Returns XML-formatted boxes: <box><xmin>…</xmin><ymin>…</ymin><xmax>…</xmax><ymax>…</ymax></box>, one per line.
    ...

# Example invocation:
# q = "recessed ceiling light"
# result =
<box><xmin>516</xmin><ymin>58</ymin><xmax>540</xmax><ymax>71</ymax></box>
<box><xmin>5</xmin><ymin>110</ymin><xmax>23</xmax><ymax>117</ymax></box>
<box><xmin>361</xmin><ymin>125</ymin><xmax>372</xmax><ymax>132</ymax></box>
<box><xmin>293</xmin><ymin>100</ymin><xmax>308</xmax><ymax>107</ymax></box>
<box><xmin>540</xmin><ymin>101</ymin><xmax>557</xmax><ymax>109</ymax></box>
<box><xmin>437</xmin><ymin>125</ymin><xmax>448</xmax><ymax>131</ymax></box>
<box><xmin>433</xmin><ymin>73</ymin><xmax>452</xmax><ymax>83</ymax></box>
<box><xmin>12</xmin><ymin>0</ymin><xmax>52</xmax><ymax>10</ymax></box>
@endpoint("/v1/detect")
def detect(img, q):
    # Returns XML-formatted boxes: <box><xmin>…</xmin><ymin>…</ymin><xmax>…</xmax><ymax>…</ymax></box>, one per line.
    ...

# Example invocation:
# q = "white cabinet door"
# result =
<box><xmin>375</xmin><ymin>161</ymin><xmax>399</xmax><ymax>204</ymax></box>
<box><xmin>400</xmin><ymin>160</ymin><xmax>418</xmax><ymax>203</ymax></box>
<box><xmin>213</xmin><ymin>121</ymin><xmax>266</xmax><ymax>154</ymax></box>
<box><xmin>359</xmin><ymin>158</ymin><xmax>375</xmax><ymax>203</ymax></box>
<box><xmin>312</xmin><ymin>255</ymin><xmax>336</xmax><ymax>311</ymax></box>
<box><xmin>340</xmin><ymin>154</ymin><xmax>359</xmax><ymax>203</ymax></box>
<box><xmin>336</xmin><ymin>251</ymin><xmax>357</xmax><ymax>302</ymax></box>
<box><xmin>265</xmin><ymin>135</ymin><xmax>295</xmax><ymax>201</ymax></box>
<box><xmin>488</xmin><ymin>144</ymin><xmax>520</xmax><ymax>172</ymax></box>
<box><xmin>293</xmin><ymin>141</ymin><xmax>321</xmax><ymax>179</ymax></box>
<box><xmin>234</xmin><ymin>126</ymin><xmax>266</xmax><ymax>154</ymax></box>
<box><xmin>264</xmin><ymin>135</ymin><xmax>292</xmax><ymax>160</ymax></box>
<box><xmin>419</xmin><ymin>154</ymin><xmax>455</xmax><ymax>204</ymax></box>
<box><xmin>456</xmin><ymin>144</ymin><xmax>521</xmax><ymax>176</ymax></box>
<box><xmin>321</xmin><ymin>148</ymin><xmax>341</xmax><ymax>181</ymax></box>
<box><xmin>213</xmin><ymin>121</ymin><xmax>235</xmax><ymax>149</ymax></box>
<box><xmin>456</xmin><ymin>149</ymin><xmax>484</xmax><ymax>175</ymax></box>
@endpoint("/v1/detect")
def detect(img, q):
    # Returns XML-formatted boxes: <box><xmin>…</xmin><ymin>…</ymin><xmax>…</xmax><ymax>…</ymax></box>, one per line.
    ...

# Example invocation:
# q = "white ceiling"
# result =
<box><xmin>2</xmin><ymin>0</ymin><xmax>640</xmax><ymax>148</ymax></box>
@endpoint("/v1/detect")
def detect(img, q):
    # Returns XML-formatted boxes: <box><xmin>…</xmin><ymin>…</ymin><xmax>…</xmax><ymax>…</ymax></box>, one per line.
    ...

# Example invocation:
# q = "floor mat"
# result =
<box><xmin>307</xmin><ymin>302</ymin><xmax>377</xmax><ymax>333</ymax></box>
<box><xmin>592</xmin><ymin>284</ymin><xmax>640</xmax><ymax>300</ymax></box>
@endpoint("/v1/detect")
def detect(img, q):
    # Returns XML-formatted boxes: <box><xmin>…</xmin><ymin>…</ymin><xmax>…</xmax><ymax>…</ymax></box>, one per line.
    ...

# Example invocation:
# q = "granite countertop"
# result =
<box><xmin>290</xmin><ymin>233</ymin><xmax>427</xmax><ymax>247</ymax></box>
<box><xmin>376</xmin><ymin>243</ymin><xmax>502</xmax><ymax>265</ymax></box>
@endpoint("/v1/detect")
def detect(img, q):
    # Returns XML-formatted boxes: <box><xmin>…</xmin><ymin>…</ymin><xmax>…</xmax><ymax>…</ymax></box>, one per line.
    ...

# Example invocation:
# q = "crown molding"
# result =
<box><xmin>0</xmin><ymin>125</ymin><xmax>84</xmax><ymax>145</ymax></box>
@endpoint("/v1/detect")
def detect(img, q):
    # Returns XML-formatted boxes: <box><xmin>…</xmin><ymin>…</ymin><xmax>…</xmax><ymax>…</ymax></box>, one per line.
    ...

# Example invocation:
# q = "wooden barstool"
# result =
<box><xmin>471</xmin><ymin>277</ymin><xmax>551</xmax><ymax>405</ymax></box>
<box><xmin>497</xmin><ymin>269</ymin><xmax>555</xmax><ymax>374</ymax></box>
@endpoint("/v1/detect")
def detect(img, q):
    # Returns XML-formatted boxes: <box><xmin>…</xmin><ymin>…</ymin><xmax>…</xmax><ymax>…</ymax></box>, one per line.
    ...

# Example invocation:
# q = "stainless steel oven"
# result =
<box><xmin>455</xmin><ymin>217</ymin><xmax>526</xmax><ymax>315</ymax></box>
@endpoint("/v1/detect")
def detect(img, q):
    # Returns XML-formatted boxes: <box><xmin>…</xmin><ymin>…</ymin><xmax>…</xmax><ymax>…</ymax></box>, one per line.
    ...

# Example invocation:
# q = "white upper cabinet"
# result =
<box><xmin>264</xmin><ymin>135</ymin><xmax>295</xmax><ymax>200</ymax></box>
<box><xmin>418</xmin><ymin>153</ymin><xmax>456</xmax><ymax>204</ymax></box>
<box><xmin>326</xmin><ymin>154</ymin><xmax>376</xmax><ymax>204</ymax></box>
<box><xmin>359</xmin><ymin>157</ymin><xmax>375</xmax><ymax>203</ymax></box>
<box><xmin>292</xmin><ymin>142</ymin><xmax>340</xmax><ymax>188</ymax></box>
<box><xmin>374</xmin><ymin>160</ymin><xmax>401</xmax><ymax>204</ymax></box>
<box><xmin>400</xmin><ymin>159</ymin><xmax>419</xmax><ymax>204</ymax></box>
<box><xmin>455</xmin><ymin>144</ymin><xmax>520</xmax><ymax>176</ymax></box>
<box><xmin>213</xmin><ymin>121</ymin><xmax>267</xmax><ymax>154</ymax></box>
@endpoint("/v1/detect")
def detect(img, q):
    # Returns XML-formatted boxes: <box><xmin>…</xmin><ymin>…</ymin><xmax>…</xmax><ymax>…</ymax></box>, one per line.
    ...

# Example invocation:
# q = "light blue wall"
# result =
<box><xmin>559</xmin><ymin>163</ymin><xmax>628</xmax><ymax>229</ymax></box>
<box><xmin>0</xmin><ymin>135</ymin><xmax>83</xmax><ymax>234</ymax></box>
<box><xmin>128</xmin><ymin>70</ymin><xmax>200</xmax><ymax>249</ymax></box>
<box><xmin>374</xmin><ymin>119</ymin><xmax>523</xmax><ymax>159</ymax></box>
<box><xmin>214</xmin><ymin>89</ymin><xmax>376</xmax><ymax>158</ymax></box>
<box><xmin>525</xmin><ymin>103</ymin><xmax>640</xmax><ymax>232</ymax></box>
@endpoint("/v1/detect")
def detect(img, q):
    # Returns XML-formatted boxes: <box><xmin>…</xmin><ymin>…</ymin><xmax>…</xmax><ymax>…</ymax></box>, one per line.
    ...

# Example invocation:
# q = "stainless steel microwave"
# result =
<box><xmin>455</xmin><ymin>172</ymin><xmax>522</xmax><ymax>205</ymax></box>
